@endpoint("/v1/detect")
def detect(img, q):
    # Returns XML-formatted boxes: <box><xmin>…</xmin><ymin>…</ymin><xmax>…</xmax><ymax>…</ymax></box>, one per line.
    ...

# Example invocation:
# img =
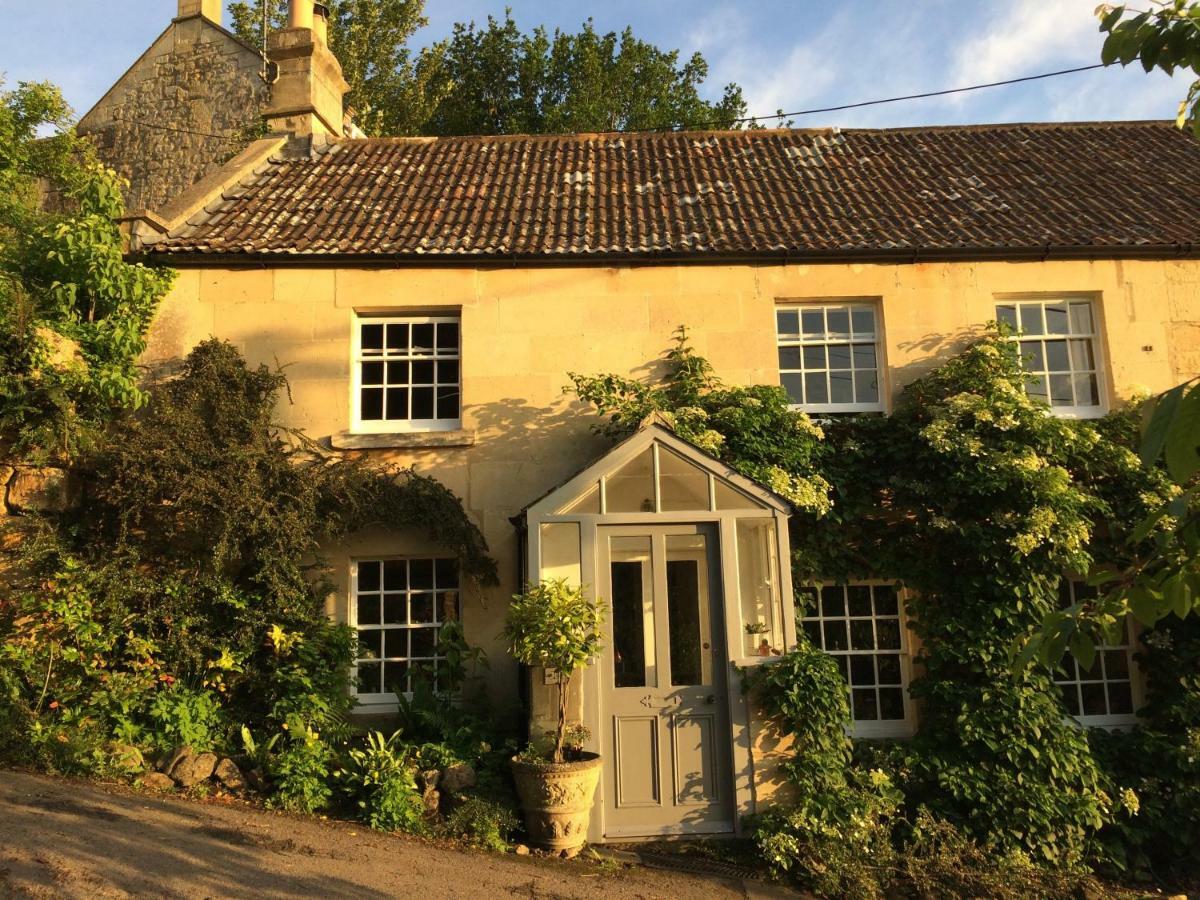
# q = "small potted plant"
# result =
<box><xmin>504</xmin><ymin>579</ymin><xmax>605</xmax><ymax>856</ymax></box>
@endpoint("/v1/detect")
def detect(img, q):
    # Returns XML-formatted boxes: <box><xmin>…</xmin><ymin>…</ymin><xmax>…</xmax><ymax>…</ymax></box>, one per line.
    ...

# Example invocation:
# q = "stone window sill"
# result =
<box><xmin>331</xmin><ymin>429</ymin><xmax>477</xmax><ymax>450</ymax></box>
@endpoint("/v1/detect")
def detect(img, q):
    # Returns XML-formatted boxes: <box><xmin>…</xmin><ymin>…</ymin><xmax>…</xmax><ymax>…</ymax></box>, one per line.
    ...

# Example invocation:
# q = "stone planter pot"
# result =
<box><xmin>511</xmin><ymin>752</ymin><xmax>602</xmax><ymax>856</ymax></box>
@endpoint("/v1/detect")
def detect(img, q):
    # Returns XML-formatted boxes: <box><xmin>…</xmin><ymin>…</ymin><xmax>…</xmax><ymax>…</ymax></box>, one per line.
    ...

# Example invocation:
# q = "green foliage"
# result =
<box><xmin>745</xmin><ymin>645</ymin><xmax>901</xmax><ymax>898</ymax></box>
<box><xmin>147</xmin><ymin>686</ymin><xmax>224</xmax><ymax>754</ymax></box>
<box><xmin>504</xmin><ymin>579</ymin><xmax>604</xmax><ymax>763</ymax></box>
<box><xmin>1098</xmin><ymin>2</ymin><xmax>1200</xmax><ymax>135</ymax></box>
<box><xmin>337</xmin><ymin>730</ymin><xmax>427</xmax><ymax>832</ymax></box>
<box><xmin>444</xmin><ymin>797</ymin><xmax>519</xmax><ymax>852</ymax></box>
<box><xmin>0</xmin><ymin>81</ymin><xmax>175</xmax><ymax>460</ymax></box>
<box><xmin>229</xmin><ymin>3</ymin><xmax>745</xmax><ymax>135</ymax></box>
<box><xmin>572</xmin><ymin>328</ymin><xmax>1192</xmax><ymax>879</ymax></box>
<box><xmin>569</xmin><ymin>327</ymin><xmax>831</xmax><ymax>514</ymax></box>
<box><xmin>1</xmin><ymin>340</ymin><xmax>496</xmax><ymax>816</ymax></box>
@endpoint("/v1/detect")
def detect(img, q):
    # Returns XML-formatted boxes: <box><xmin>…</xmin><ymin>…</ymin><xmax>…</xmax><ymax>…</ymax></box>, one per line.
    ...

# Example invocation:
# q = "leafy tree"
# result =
<box><xmin>230</xmin><ymin>2</ymin><xmax>746</xmax><ymax>135</ymax></box>
<box><xmin>421</xmin><ymin>12</ymin><xmax>746</xmax><ymax>135</ymax></box>
<box><xmin>0</xmin><ymin>81</ymin><xmax>174</xmax><ymax>459</ymax></box>
<box><xmin>1098</xmin><ymin>2</ymin><xmax>1200</xmax><ymax>134</ymax></box>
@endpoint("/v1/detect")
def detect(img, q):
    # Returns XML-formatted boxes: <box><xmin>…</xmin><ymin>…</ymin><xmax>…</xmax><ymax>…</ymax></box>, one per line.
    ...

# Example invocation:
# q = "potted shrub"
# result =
<box><xmin>504</xmin><ymin>579</ymin><xmax>605</xmax><ymax>856</ymax></box>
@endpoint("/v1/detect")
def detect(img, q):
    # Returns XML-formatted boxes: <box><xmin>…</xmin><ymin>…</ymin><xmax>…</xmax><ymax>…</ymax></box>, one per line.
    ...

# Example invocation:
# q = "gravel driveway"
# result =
<box><xmin>0</xmin><ymin>770</ymin><xmax>761</xmax><ymax>899</ymax></box>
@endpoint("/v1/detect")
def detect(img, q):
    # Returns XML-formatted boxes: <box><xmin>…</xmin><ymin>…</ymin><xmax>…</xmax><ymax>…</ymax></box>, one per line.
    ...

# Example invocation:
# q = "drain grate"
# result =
<box><xmin>633</xmin><ymin>850</ymin><xmax>758</xmax><ymax>882</ymax></box>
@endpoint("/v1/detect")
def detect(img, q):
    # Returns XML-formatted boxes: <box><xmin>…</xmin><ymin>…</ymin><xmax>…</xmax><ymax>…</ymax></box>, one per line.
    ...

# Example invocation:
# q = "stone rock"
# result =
<box><xmin>141</xmin><ymin>772</ymin><xmax>176</xmax><ymax>791</ymax></box>
<box><xmin>7</xmin><ymin>467</ymin><xmax>76</xmax><ymax>514</ymax></box>
<box><xmin>439</xmin><ymin>762</ymin><xmax>477</xmax><ymax>795</ymax></box>
<box><xmin>422</xmin><ymin>787</ymin><xmax>440</xmax><ymax>817</ymax></box>
<box><xmin>513</xmin><ymin>844</ymin><xmax>530</xmax><ymax>856</ymax></box>
<box><xmin>159</xmin><ymin>745</ymin><xmax>193</xmax><ymax>774</ymax></box>
<box><xmin>214</xmin><ymin>757</ymin><xmax>247</xmax><ymax>793</ymax></box>
<box><xmin>420</xmin><ymin>769</ymin><xmax>440</xmax><ymax>792</ymax></box>
<box><xmin>171</xmin><ymin>750</ymin><xmax>218</xmax><ymax>787</ymax></box>
<box><xmin>0</xmin><ymin>466</ymin><xmax>12</xmax><ymax>491</ymax></box>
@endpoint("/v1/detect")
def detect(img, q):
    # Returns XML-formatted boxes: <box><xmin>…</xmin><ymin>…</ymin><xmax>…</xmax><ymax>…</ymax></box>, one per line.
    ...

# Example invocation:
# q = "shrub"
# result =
<box><xmin>146</xmin><ymin>686</ymin><xmax>225</xmax><ymax>753</ymax></box>
<box><xmin>338</xmin><ymin>731</ymin><xmax>427</xmax><ymax>833</ymax></box>
<box><xmin>445</xmin><ymin>798</ymin><xmax>519</xmax><ymax>852</ymax></box>
<box><xmin>266</xmin><ymin>718</ymin><xmax>337</xmax><ymax>814</ymax></box>
<box><xmin>745</xmin><ymin>644</ymin><xmax>901</xmax><ymax>898</ymax></box>
<box><xmin>504</xmin><ymin>579</ymin><xmax>604</xmax><ymax>763</ymax></box>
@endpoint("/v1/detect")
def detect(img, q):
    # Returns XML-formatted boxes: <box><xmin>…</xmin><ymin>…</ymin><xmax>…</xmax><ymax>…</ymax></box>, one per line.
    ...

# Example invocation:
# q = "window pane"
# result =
<box><xmin>1027</xmin><ymin>375</ymin><xmax>1048</xmax><ymax>403</ymax></box>
<box><xmin>1020</xmin><ymin>342</ymin><xmax>1044</xmax><ymax>372</ymax></box>
<box><xmin>1107</xmin><ymin>682</ymin><xmax>1133</xmax><ymax>715</ymax></box>
<box><xmin>1049</xmin><ymin>374</ymin><xmax>1074</xmax><ymax>406</ymax></box>
<box><xmin>1069</xmin><ymin>302</ymin><xmax>1094</xmax><ymax>334</ymax></box>
<box><xmin>801</xmin><ymin>309</ymin><xmax>825</xmax><ymax>336</ymax></box>
<box><xmin>1074</xmin><ymin>374</ymin><xmax>1099</xmax><ymax>407</ymax></box>
<box><xmin>876</xmin><ymin>619</ymin><xmax>902</xmax><ymax>650</ymax></box>
<box><xmin>361</xmin><ymin>324</ymin><xmax>384</xmax><ymax>352</ymax></box>
<box><xmin>438</xmin><ymin>359</ymin><xmax>460</xmax><ymax>384</ymax></box>
<box><xmin>854</xmin><ymin>371</ymin><xmax>879</xmax><ymax>404</ymax></box>
<box><xmin>802</xmin><ymin>345</ymin><xmax>826</xmax><ymax>369</ymax></box>
<box><xmin>436</xmin><ymin>322</ymin><xmax>460</xmax><ymax>351</ymax></box>
<box><xmin>358</xmin><ymin>561</ymin><xmax>381</xmax><ymax>592</ymax></box>
<box><xmin>1045</xmin><ymin>304</ymin><xmax>1069</xmax><ymax>334</ymax></box>
<box><xmin>383</xmin><ymin>594</ymin><xmax>407</xmax><ymax>624</ymax></box>
<box><xmin>823</xmin><ymin>620</ymin><xmax>848</xmax><ymax>651</ymax></box>
<box><xmin>359</xmin><ymin>630</ymin><xmax>382</xmax><ymax>658</ymax></box>
<box><xmin>386</xmin><ymin>361</ymin><xmax>409</xmax><ymax>385</ymax></box>
<box><xmin>410</xmin><ymin>628</ymin><xmax>436</xmax><ymax>658</ymax></box>
<box><xmin>877</xmin><ymin>654</ymin><xmax>902</xmax><ymax>685</ymax></box>
<box><xmin>737</xmin><ymin>519</ymin><xmax>783</xmax><ymax>656</ymax></box>
<box><xmin>659</xmin><ymin>447</ymin><xmax>711</xmax><ymax>511</ymax></box>
<box><xmin>411</xmin><ymin>324</ymin><xmax>435</xmax><ymax>354</ymax></box>
<box><xmin>853</xmin><ymin>689</ymin><xmax>878</xmax><ymax>720</ymax></box>
<box><xmin>879</xmin><ymin>688</ymin><xmax>905</xmax><ymax>720</ymax></box>
<box><xmin>385</xmin><ymin>323</ymin><xmax>409</xmax><ymax>352</ymax></box>
<box><xmin>777</xmin><ymin>309</ymin><xmax>799</xmax><ymax>338</ymax></box>
<box><xmin>361</xmin><ymin>388</ymin><xmax>384</xmax><ymax>420</ymax></box>
<box><xmin>612</xmin><ymin>563</ymin><xmax>648</xmax><ymax>688</ymax></box>
<box><xmin>781</xmin><ymin>373</ymin><xmax>804</xmax><ymax>404</ymax></box>
<box><xmin>410</xmin><ymin>559</ymin><xmax>433</xmax><ymax>589</ymax></box>
<box><xmin>412</xmin><ymin>387</ymin><xmax>435</xmax><ymax>419</ymax></box>
<box><xmin>436</xmin><ymin>387</ymin><xmax>460</xmax><ymax>420</ymax></box>
<box><xmin>410</xmin><ymin>592</ymin><xmax>434</xmax><ymax>623</ymax></box>
<box><xmin>850</xmin><ymin>619</ymin><xmax>875</xmax><ymax>650</ymax></box>
<box><xmin>850</xmin><ymin>655</ymin><xmax>875</xmax><ymax>685</ymax></box>
<box><xmin>362</xmin><ymin>361</ymin><xmax>385</xmax><ymax>385</ymax></box>
<box><xmin>851</xmin><ymin>308</ymin><xmax>875</xmax><ymax>337</ymax></box>
<box><xmin>1081</xmin><ymin>683</ymin><xmax>1108</xmax><ymax>716</ymax></box>
<box><xmin>852</xmin><ymin>344</ymin><xmax>877</xmax><ymax>370</ymax></box>
<box><xmin>805</xmin><ymin>372</ymin><xmax>828</xmax><ymax>404</ymax></box>
<box><xmin>357</xmin><ymin>595</ymin><xmax>380</xmax><ymax>626</ymax></box>
<box><xmin>1045</xmin><ymin>340</ymin><xmax>1069</xmax><ymax>372</ymax></box>
<box><xmin>412</xmin><ymin>360</ymin><xmax>435</xmax><ymax>384</ymax></box>
<box><xmin>848</xmin><ymin>586</ymin><xmax>872</xmax><ymax>617</ymax></box>
<box><xmin>830</xmin><ymin>371</ymin><xmax>854</xmax><ymax>403</ymax></box>
<box><xmin>1068</xmin><ymin>339</ymin><xmax>1094</xmax><ymax>370</ymax></box>
<box><xmin>873</xmin><ymin>586</ymin><xmax>898</xmax><ymax>616</ymax></box>
<box><xmin>1103</xmin><ymin>649</ymin><xmax>1129</xmax><ymax>679</ymax></box>
<box><xmin>605</xmin><ymin>446</ymin><xmax>655</xmax><ymax>513</ymax></box>
<box><xmin>383</xmin><ymin>661</ymin><xmax>408</xmax><ymax>694</ymax></box>
<box><xmin>666</xmin><ymin>558</ymin><xmax>705</xmax><ymax>686</ymax></box>
<box><xmin>385</xmin><ymin>389</ymin><xmax>409</xmax><ymax>420</ymax></box>
<box><xmin>821</xmin><ymin>586</ymin><xmax>846</xmax><ymax>617</ymax></box>
<box><xmin>357</xmin><ymin>662</ymin><xmax>381</xmax><ymax>693</ymax></box>
<box><xmin>828</xmin><ymin>344</ymin><xmax>852</xmax><ymax>369</ymax></box>
<box><xmin>779</xmin><ymin>346</ymin><xmax>802</xmax><ymax>370</ymax></box>
<box><xmin>827</xmin><ymin>308</ymin><xmax>851</xmax><ymax>337</ymax></box>
<box><xmin>1019</xmin><ymin>304</ymin><xmax>1044</xmax><ymax>335</ymax></box>
<box><xmin>996</xmin><ymin>305</ymin><xmax>1018</xmax><ymax>329</ymax></box>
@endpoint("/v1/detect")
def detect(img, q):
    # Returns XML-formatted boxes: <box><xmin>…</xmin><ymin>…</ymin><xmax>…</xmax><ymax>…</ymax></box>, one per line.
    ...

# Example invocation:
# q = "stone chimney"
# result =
<box><xmin>264</xmin><ymin>0</ymin><xmax>349</xmax><ymax>139</ymax></box>
<box><xmin>177</xmin><ymin>0</ymin><xmax>222</xmax><ymax>23</ymax></box>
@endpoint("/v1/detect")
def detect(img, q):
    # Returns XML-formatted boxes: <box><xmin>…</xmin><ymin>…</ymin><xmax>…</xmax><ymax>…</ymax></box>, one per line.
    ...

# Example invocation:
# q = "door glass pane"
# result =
<box><xmin>666</xmin><ymin>534</ymin><xmax>711</xmax><ymax>687</ymax></box>
<box><xmin>658</xmin><ymin>447</ymin><xmax>711</xmax><ymax>511</ymax></box>
<box><xmin>605</xmin><ymin>447</ymin><xmax>655</xmax><ymax>513</ymax></box>
<box><xmin>611</xmin><ymin>536</ymin><xmax>653</xmax><ymax>688</ymax></box>
<box><xmin>736</xmin><ymin>519</ymin><xmax>784</xmax><ymax>657</ymax></box>
<box><xmin>540</xmin><ymin>522</ymin><xmax>581</xmax><ymax>587</ymax></box>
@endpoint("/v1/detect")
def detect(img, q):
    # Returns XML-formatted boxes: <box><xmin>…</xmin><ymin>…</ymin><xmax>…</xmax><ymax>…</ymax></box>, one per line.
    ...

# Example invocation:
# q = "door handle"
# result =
<box><xmin>705</xmin><ymin>694</ymin><xmax>716</xmax><ymax>705</ymax></box>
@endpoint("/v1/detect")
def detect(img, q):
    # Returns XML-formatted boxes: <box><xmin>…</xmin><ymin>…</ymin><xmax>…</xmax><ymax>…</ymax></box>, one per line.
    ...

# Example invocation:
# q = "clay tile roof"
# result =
<box><xmin>149</xmin><ymin>122</ymin><xmax>1200</xmax><ymax>261</ymax></box>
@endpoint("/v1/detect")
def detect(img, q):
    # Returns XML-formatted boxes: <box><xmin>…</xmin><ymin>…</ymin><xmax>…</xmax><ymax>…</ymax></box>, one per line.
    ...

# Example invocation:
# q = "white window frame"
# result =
<box><xmin>996</xmin><ymin>297</ymin><xmax>1108</xmax><ymax>419</ymax></box>
<box><xmin>349</xmin><ymin>556</ymin><xmax>461</xmax><ymax>708</ymax></box>
<box><xmin>797</xmin><ymin>581</ymin><xmax>916</xmax><ymax>739</ymax></box>
<box><xmin>776</xmin><ymin>301</ymin><xmax>886</xmax><ymax>415</ymax></box>
<box><xmin>1055</xmin><ymin>580</ymin><xmax>1141</xmax><ymax>729</ymax></box>
<box><xmin>350</xmin><ymin>314</ymin><xmax>462</xmax><ymax>434</ymax></box>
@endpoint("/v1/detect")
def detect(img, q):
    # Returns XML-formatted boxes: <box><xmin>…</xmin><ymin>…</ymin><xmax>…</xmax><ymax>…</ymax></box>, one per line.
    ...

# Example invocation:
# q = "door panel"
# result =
<box><xmin>614</xmin><ymin>716</ymin><xmax>660</xmax><ymax>807</ymax></box>
<box><xmin>600</xmin><ymin>525</ymin><xmax>733</xmax><ymax>836</ymax></box>
<box><xmin>672</xmin><ymin>713</ymin><xmax>720</xmax><ymax>805</ymax></box>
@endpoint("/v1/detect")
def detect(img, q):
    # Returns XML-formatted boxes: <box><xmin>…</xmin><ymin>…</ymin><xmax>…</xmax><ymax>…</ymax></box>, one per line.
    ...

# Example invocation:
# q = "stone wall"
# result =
<box><xmin>78</xmin><ymin>16</ymin><xmax>268</xmax><ymax>213</ymax></box>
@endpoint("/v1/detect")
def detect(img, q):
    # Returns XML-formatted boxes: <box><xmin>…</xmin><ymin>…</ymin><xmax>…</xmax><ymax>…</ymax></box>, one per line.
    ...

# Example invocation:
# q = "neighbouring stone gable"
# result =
<box><xmin>79</xmin><ymin>16</ymin><xmax>269</xmax><ymax>212</ymax></box>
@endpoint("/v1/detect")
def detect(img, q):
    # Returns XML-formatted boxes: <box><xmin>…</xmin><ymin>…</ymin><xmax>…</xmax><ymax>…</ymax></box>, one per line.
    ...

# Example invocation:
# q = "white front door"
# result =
<box><xmin>598</xmin><ymin>524</ymin><xmax>734</xmax><ymax>837</ymax></box>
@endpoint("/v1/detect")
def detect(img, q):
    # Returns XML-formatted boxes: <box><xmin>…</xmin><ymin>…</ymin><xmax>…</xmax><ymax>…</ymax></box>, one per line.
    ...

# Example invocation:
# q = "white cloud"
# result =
<box><xmin>952</xmin><ymin>0</ymin><xmax>1101</xmax><ymax>85</ymax></box>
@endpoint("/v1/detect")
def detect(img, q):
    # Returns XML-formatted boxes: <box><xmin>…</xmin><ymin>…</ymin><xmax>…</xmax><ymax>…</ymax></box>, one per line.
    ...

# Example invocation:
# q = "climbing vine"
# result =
<box><xmin>571</xmin><ymin>326</ymin><xmax>1193</xmax><ymax>884</ymax></box>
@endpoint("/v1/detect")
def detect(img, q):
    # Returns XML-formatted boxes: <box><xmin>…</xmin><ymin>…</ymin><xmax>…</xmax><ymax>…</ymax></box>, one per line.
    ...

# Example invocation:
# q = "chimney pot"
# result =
<box><xmin>289</xmin><ymin>0</ymin><xmax>315</xmax><ymax>31</ymax></box>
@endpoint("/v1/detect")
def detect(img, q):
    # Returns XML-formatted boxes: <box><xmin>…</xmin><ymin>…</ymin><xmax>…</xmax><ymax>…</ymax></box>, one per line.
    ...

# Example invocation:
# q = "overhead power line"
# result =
<box><xmin>109</xmin><ymin>116</ymin><xmax>236</xmax><ymax>141</ymax></box>
<box><xmin>699</xmin><ymin>62</ymin><xmax>1113</xmax><ymax>131</ymax></box>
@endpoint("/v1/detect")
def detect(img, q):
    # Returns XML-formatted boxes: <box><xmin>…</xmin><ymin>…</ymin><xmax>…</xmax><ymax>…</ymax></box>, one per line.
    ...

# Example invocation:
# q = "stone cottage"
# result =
<box><xmin>107</xmin><ymin>0</ymin><xmax>1200</xmax><ymax>842</ymax></box>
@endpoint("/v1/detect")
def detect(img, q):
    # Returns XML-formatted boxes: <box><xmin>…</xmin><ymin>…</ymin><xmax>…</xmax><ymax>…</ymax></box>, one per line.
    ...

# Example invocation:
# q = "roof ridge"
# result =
<box><xmin>335</xmin><ymin>120</ymin><xmax>1180</xmax><ymax>146</ymax></box>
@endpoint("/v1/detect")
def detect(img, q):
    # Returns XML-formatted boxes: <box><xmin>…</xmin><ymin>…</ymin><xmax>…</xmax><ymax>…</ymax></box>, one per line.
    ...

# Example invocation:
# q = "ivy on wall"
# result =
<box><xmin>571</xmin><ymin>326</ymin><xmax>1193</xmax><ymax>880</ymax></box>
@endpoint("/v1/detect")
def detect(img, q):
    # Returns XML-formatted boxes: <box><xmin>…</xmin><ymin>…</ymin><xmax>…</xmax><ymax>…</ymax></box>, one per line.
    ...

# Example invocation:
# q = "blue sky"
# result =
<box><xmin>0</xmin><ymin>0</ymin><xmax>1190</xmax><ymax>129</ymax></box>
